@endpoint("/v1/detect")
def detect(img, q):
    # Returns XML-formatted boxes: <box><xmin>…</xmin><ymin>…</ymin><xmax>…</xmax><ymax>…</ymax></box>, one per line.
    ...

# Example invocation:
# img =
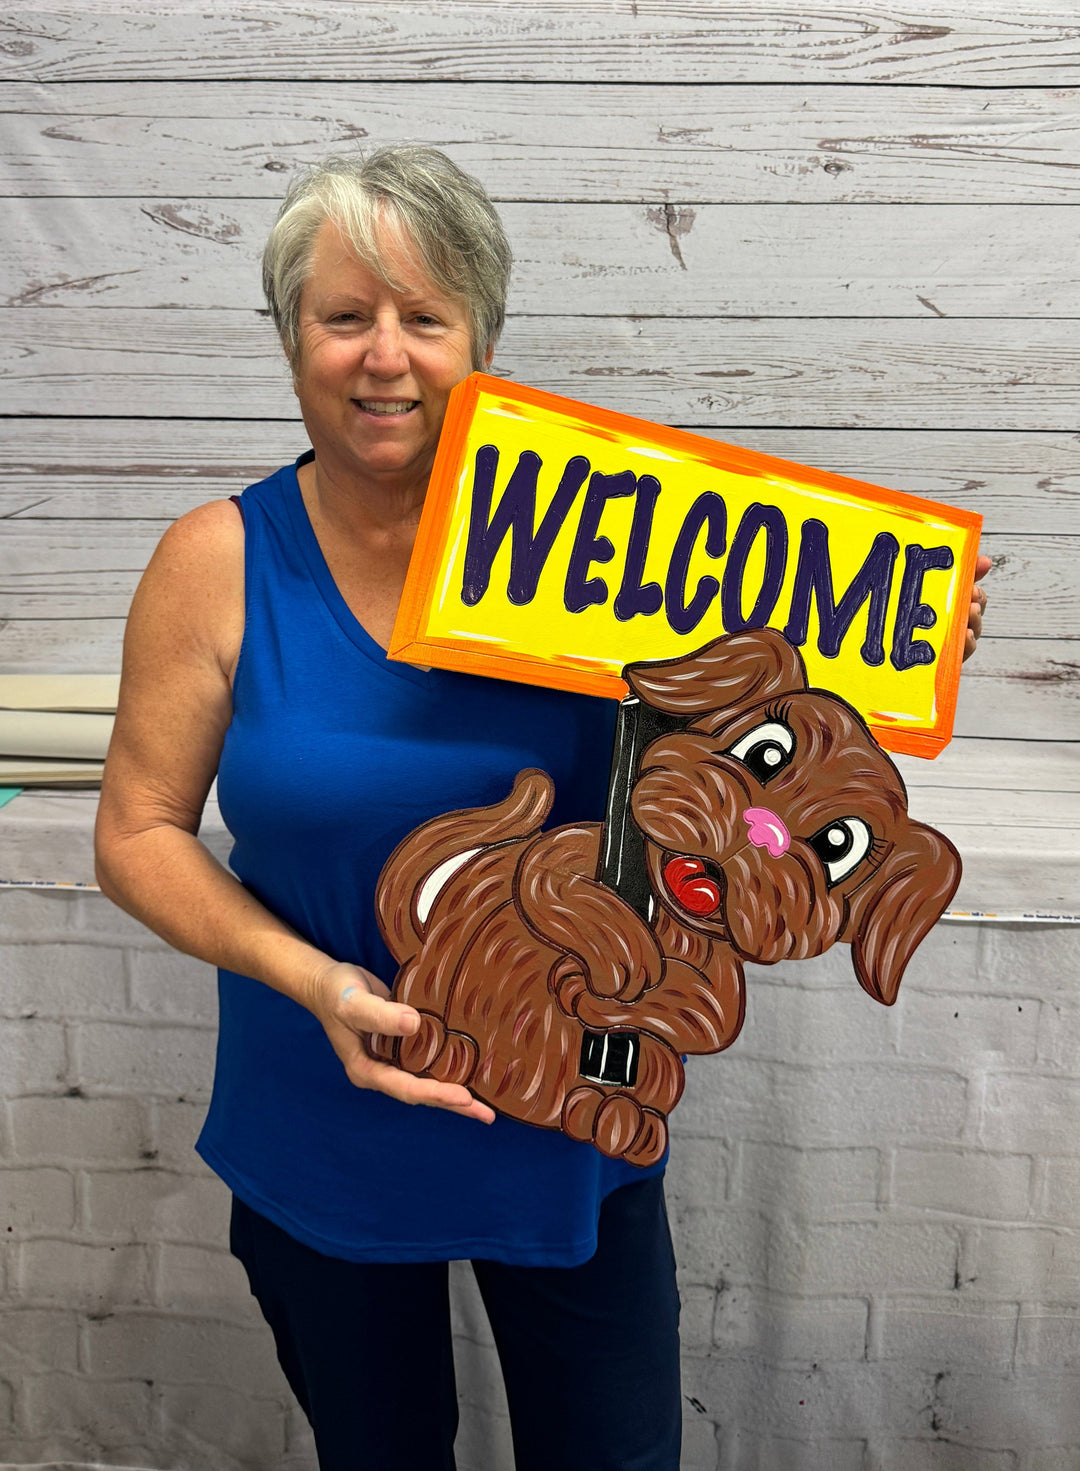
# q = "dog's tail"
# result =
<box><xmin>375</xmin><ymin>767</ymin><xmax>555</xmax><ymax>962</ymax></box>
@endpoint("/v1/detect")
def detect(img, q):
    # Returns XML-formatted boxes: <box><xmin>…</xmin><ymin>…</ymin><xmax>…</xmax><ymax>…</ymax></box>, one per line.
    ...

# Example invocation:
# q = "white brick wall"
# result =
<box><xmin>2</xmin><ymin>887</ymin><xmax>1079</xmax><ymax>1469</ymax></box>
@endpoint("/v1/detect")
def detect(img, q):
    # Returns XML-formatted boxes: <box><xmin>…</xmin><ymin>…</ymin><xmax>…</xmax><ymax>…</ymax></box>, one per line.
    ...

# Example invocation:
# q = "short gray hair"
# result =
<box><xmin>262</xmin><ymin>146</ymin><xmax>512</xmax><ymax>371</ymax></box>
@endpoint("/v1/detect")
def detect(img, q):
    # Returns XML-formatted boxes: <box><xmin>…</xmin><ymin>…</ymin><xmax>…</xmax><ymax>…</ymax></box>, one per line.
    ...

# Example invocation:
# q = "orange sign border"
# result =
<box><xmin>390</xmin><ymin>374</ymin><xmax>983</xmax><ymax>759</ymax></box>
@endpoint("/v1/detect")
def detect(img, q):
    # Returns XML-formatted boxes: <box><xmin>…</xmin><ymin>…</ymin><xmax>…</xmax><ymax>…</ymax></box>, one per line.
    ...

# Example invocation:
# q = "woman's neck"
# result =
<box><xmin>297</xmin><ymin>454</ymin><xmax>428</xmax><ymax>545</ymax></box>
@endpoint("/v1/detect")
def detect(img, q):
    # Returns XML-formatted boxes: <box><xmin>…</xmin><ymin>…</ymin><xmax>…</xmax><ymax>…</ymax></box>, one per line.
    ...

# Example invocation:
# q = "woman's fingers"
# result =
<box><xmin>313</xmin><ymin>961</ymin><xmax>495</xmax><ymax>1121</ymax></box>
<box><xmin>358</xmin><ymin>971</ymin><xmax>392</xmax><ymax>1002</ymax></box>
<box><xmin>312</xmin><ymin>960</ymin><xmax>417</xmax><ymax>1036</ymax></box>
<box><xmin>339</xmin><ymin>984</ymin><xmax>422</xmax><ymax>1038</ymax></box>
<box><xmin>962</xmin><ymin>556</ymin><xmax>991</xmax><ymax>661</ymax></box>
<box><xmin>355</xmin><ymin>1052</ymin><xmax>496</xmax><ymax>1122</ymax></box>
<box><xmin>328</xmin><ymin>1019</ymin><xmax>495</xmax><ymax>1121</ymax></box>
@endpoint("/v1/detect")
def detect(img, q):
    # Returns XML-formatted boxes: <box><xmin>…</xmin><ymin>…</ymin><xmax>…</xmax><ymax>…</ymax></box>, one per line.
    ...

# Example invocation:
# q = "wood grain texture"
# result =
<box><xmin>3</xmin><ymin>309</ymin><xmax>1076</xmax><ymax>429</ymax></box>
<box><xmin>4</xmin><ymin>3</ymin><xmax>1080</xmax><ymax>85</ymax></box>
<box><xmin>5</xmin><ymin>781</ymin><xmax>1074</xmax><ymax>911</ymax></box>
<box><xmin>950</xmin><ymin>637</ymin><xmax>1080</xmax><ymax>743</ymax></box>
<box><xmin>0</xmin><ymin>614</ymin><xmax>1072</xmax><ymax>743</ymax></box>
<box><xmin>1</xmin><ymin>421</ymin><xmax>1077</xmax><ymax>534</ymax></box>
<box><xmin>4</xmin><ymin>82</ymin><xmax>1080</xmax><ymax>202</ymax></box>
<box><xmin>6</xmin><ymin>198</ymin><xmax>1080</xmax><ymax>319</ymax></box>
<box><xmin>895</xmin><ymin>737</ymin><xmax>1080</xmax><ymax>796</ymax></box>
<box><xmin>0</xmin><ymin>8</ymin><xmax>1075</xmax><ymax>821</ymax></box>
<box><xmin>0</xmin><ymin>517</ymin><xmax>1068</xmax><ymax>633</ymax></box>
<box><xmin>906</xmin><ymin>788</ymin><xmax>1075</xmax><ymax>831</ymax></box>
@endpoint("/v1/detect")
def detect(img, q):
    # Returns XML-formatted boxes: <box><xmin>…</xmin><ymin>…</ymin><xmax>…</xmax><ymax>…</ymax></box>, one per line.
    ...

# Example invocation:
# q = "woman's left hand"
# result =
<box><xmin>963</xmin><ymin>554</ymin><xmax>992</xmax><ymax>661</ymax></box>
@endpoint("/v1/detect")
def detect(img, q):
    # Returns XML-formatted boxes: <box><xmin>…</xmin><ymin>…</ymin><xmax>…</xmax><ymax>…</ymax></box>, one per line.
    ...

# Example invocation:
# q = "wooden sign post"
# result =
<box><xmin>391</xmin><ymin>373</ymin><xmax>982</xmax><ymax>758</ymax></box>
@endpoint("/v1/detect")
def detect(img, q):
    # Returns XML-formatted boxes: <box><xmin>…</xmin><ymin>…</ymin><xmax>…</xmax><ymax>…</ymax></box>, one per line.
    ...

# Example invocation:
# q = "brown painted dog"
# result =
<box><xmin>372</xmin><ymin>627</ymin><xmax>961</xmax><ymax>1166</ymax></box>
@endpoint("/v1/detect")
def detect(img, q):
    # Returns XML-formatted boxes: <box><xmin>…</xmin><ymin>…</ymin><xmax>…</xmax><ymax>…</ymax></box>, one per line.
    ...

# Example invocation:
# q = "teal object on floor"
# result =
<box><xmin>0</xmin><ymin>788</ymin><xmax>22</xmax><ymax>809</ymax></box>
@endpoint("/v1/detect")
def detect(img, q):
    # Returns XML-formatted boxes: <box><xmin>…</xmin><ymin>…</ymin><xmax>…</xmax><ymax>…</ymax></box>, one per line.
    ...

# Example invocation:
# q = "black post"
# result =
<box><xmin>596</xmin><ymin>691</ymin><xmax>686</xmax><ymax>920</ymax></box>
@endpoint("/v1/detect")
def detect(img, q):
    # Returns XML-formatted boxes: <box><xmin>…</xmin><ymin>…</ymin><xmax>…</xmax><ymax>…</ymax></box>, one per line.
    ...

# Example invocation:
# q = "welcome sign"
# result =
<box><xmin>390</xmin><ymin>375</ymin><xmax>982</xmax><ymax>756</ymax></box>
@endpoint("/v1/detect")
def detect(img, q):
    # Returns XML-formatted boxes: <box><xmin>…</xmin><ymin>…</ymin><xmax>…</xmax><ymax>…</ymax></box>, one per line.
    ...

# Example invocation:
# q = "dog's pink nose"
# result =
<box><xmin>744</xmin><ymin>807</ymin><xmax>790</xmax><ymax>858</ymax></box>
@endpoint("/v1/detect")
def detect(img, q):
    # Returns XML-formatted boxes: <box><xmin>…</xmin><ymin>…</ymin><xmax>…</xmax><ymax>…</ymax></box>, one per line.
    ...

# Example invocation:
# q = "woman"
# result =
<box><xmin>95</xmin><ymin>146</ymin><xmax>989</xmax><ymax>1471</ymax></box>
<box><xmin>96</xmin><ymin>147</ymin><xmax>681</xmax><ymax>1471</ymax></box>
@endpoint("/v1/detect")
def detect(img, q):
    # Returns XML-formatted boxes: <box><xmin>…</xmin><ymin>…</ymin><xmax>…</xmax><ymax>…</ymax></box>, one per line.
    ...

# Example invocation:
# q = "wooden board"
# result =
<box><xmin>895</xmin><ymin>736</ymin><xmax>1080</xmax><ymax>796</ymax></box>
<box><xmin>2</xmin><ymin>421</ymin><xmax>1077</xmax><ymax>535</ymax></box>
<box><xmin>0</xmin><ymin>515</ymin><xmax>1070</xmax><ymax>633</ymax></box>
<box><xmin>6</xmin><ymin>198</ymin><xmax>1080</xmax><ymax>319</ymax></box>
<box><xmin>0</xmin><ymin>5</ymin><xmax>1075</xmax><ymax>868</ymax></box>
<box><xmin>4</xmin><ymin>82</ymin><xmax>1080</xmax><ymax>202</ymax></box>
<box><xmin>1</xmin><ymin>527</ymin><xmax>1061</xmax><ymax>631</ymax></box>
<box><xmin>951</xmin><ymin>637</ymin><xmax>1080</xmax><ymax>742</ymax></box>
<box><xmin>2</xmin><ymin>776</ymin><xmax>1071</xmax><ymax>911</ymax></box>
<box><xmin>0</xmin><ymin>617</ymin><xmax>1072</xmax><ymax>744</ymax></box>
<box><xmin>3</xmin><ymin>310</ymin><xmax>1078</xmax><ymax>429</ymax></box>
<box><xmin>4</xmin><ymin>4</ymin><xmax>1080</xmax><ymax>86</ymax></box>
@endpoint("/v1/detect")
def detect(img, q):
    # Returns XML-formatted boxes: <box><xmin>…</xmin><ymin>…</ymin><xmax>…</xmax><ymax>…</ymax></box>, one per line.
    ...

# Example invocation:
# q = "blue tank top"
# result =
<box><xmin>196</xmin><ymin>455</ymin><xmax>664</xmax><ymax>1264</ymax></box>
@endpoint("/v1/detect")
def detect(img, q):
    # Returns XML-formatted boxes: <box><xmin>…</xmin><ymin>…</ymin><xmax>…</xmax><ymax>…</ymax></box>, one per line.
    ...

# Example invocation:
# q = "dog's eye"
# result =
<box><xmin>726</xmin><ymin>721</ymin><xmax>795</xmax><ymax>784</ymax></box>
<box><xmin>807</xmin><ymin>817</ymin><xmax>872</xmax><ymax>887</ymax></box>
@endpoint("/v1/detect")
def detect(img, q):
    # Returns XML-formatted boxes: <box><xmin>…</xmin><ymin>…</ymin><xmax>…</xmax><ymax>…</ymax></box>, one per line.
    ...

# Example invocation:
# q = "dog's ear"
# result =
<box><xmin>624</xmin><ymin>627</ymin><xmax>808</xmax><ymax>715</ymax></box>
<box><xmin>846</xmin><ymin>821</ymin><xmax>962</xmax><ymax>1005</ymax></box>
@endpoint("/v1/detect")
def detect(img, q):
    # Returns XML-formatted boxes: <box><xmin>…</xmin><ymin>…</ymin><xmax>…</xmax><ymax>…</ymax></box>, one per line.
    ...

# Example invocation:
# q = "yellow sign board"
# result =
<box><xmin>391</xmin><ymin>375</ymin><xmax>982</xmax><ymax>757</ymax></box>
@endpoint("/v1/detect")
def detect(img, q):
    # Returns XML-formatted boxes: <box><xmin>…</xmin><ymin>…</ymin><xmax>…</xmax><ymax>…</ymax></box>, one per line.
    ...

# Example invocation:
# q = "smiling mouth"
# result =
<box><xmin>663</xmin><ymin>854</ymin><xmax>725</xmax><ymax>919</ymax></box>
<box><xmin>355</xmin><ymin>399</ymin><xmax>419</xmax><ymax>415</ymax></box>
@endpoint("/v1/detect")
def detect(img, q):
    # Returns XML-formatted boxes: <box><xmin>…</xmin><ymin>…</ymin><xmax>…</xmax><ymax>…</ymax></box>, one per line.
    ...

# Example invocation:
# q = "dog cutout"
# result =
<box><xmin>371</xmin><ymin>627</ymin><xmax>961</xmax><ymax>1167</ymax></box>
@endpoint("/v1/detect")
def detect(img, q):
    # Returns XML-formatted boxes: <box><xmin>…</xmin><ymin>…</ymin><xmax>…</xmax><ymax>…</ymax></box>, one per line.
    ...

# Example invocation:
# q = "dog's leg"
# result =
<box><xmin>551</xmin><ymin>947</ymin><xmax>744</xmax><ymax>1056</ymax></box>
<box><xmin>514</xmin><ymin>826</ymin><xmax>664</xmax><ymax>1003</ymax></box>
<box><xmin>645</xmin><ymin>956</ymin><xmax>744</xmax><ymax>1052</ymax></box>
<box><xmin>376</xmin><ymin>768</ymin><xmax>554</xmax><ymax>963</ymax></box>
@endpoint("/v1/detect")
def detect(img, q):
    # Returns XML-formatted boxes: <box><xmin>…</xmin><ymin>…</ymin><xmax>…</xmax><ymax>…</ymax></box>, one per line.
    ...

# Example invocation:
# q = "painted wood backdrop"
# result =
<box><xmin>0</xmin><ymin>0</ymin><xmax>1077</xmax><ymax>900</ymax></box>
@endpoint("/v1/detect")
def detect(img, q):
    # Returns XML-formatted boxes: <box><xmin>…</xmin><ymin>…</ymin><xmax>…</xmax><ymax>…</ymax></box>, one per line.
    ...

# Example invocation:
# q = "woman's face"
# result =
<box><xmin>293</xmin><ymin>218</ymin><xmax>486</xmax><ymax>492</ymax></box>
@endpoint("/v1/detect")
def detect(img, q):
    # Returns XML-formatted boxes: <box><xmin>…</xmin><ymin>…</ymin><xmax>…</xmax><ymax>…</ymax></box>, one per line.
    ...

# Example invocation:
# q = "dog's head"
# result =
<box><xmin>624</xmin><ymin>627</ymin><xmax>961</xmax><ymax>1005</ymax></box>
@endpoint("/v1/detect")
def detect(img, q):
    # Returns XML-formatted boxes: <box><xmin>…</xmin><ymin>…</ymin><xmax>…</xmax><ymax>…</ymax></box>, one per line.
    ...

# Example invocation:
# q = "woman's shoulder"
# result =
<box><xmin>153</xmin><ymin>497</ymin><xmax>244</xmax><ymax>572</ymax></box>
<box><xmin>130</xmin><ymin>499</ymin><xmax>246</xmax><ymax>678</ymax></box>
<box><xmin>147</xmin><ymin>500</ymin><xmax>245</xmax><ymax>601</ymax></box>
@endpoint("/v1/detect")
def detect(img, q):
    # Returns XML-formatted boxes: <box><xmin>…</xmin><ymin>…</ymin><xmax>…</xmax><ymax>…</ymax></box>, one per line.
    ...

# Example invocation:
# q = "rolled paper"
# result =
<box><xmin>0</xmin><ymin>674</ymin><xmax>120</xmax><ymax>713</ymax></box>
<box><xmin>0</xmin><ymin>757</ymin><xmax>105</xmax><ymax>784</ymax></box>
<box><xmin>0</xmin><ymin>711</ymin><xmax>114</xmax><ymax>760</ymax></box>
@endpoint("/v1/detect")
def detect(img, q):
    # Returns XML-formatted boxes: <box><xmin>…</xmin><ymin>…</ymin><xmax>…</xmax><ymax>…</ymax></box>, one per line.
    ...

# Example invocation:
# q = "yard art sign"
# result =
<box><xmin>374</xmin><ymin>374</ymin><xmax>978</xmax><ymax>1166</ymax></box>
<box><xmin>390</xmin><ymin>373</ymin><xmax>981</xmax><ymax>757</ymax></box>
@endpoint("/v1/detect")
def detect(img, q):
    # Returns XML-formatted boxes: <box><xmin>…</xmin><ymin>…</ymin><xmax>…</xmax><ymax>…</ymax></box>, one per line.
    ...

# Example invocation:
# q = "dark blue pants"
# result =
<box><xmin>229</xmin><ymin>1175</ymin><xmax>682</xmax><ymax>1471</ymax></box>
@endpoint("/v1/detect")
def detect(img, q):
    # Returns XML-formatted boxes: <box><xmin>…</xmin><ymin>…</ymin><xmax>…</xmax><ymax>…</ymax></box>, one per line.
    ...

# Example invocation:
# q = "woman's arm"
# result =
<box><xmin>94</xmin><ymin>501</ymin><xmax>493</xmax><ymax>1122</ymax></box>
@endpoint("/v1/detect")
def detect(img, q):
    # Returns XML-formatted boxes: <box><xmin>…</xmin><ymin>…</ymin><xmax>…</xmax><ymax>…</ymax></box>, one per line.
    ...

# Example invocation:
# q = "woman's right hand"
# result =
<box><xmin>305</xmin><ymin>959</ymin><xmax>497</xmax><ymax>1123</ymax></box>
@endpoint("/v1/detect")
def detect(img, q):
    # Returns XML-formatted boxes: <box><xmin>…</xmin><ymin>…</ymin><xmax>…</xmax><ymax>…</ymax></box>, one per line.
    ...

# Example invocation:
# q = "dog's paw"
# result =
<box><xmin>593</xmin><ymin>1094</ymin><xmax>646</xmax><ymax>1159</ymax></box>
<box><xmin>392</xmin><ymin>1012</ymin><xmax>479</xmax><ymax>1087</ymax></box>
<box><xmin>562</xmin><ymin>1084</ymin><xmax>606</xmax><ymax>1143</ymax></box>
<box><xmin>561</xmin><ymin>1086</ymin><xmax>669</xmax><ymax>1167</ymax></box>
<box><xmin>622</xmin><ymin>1107</ymin><xmax>667</xmax><ymax>1167</ymax></box>
<box><xmin>397</xmin><ymin>1011</ymin><xmax>447</xmax><ymax>1074</ymax></box>
<box><xmin>366</xmin><ymin>1032</ymin><xmax>397</xmax><ymax>1063</ymax></box>
<box><xmin>550</xmin><ymin>956</ymin><xmax>589</xmax><ymax>1018</ymax></box>
<box><xmin>427</xmin><ymin>1029</ymin><xmax>479</xmax><ymax>1085</ymax></box>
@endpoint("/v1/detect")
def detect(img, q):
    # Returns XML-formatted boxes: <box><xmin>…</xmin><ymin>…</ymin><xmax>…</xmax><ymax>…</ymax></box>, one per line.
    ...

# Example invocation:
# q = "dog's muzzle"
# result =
<box><xmin>580</xmin><ymin>1029</ymin><xmax>640</xmax><ymax>1087</ymax></box>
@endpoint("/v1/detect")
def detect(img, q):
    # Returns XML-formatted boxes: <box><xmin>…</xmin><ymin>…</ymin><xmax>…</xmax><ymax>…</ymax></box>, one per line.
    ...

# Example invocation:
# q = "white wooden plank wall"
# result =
<box><xmin>1</xmin><ymin>6</ymin><xmax>1078</xmax><ymax>770</ymax></box>
<box><xmin>0</xmin><ymin>5</ymin><xmax>1078</xmax><ymax>1469</ymax></box>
